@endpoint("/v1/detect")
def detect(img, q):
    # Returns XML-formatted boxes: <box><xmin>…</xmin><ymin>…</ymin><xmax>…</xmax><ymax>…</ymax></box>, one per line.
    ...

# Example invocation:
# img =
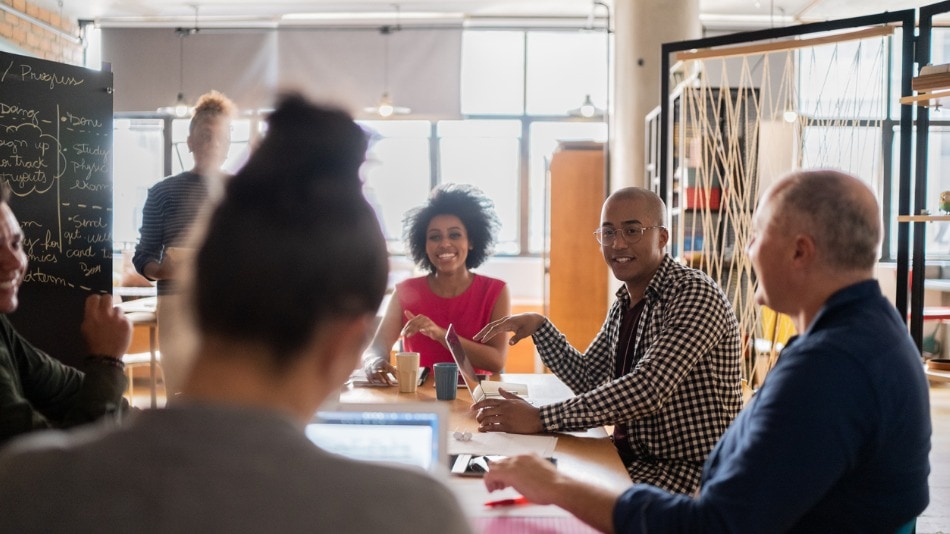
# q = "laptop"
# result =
<box><xmin>445</xmin><ymin>323</ymin><xmax>528</xmax><ymax>403</ymax></box>
<box><xmin>305</xmin><ymin>402</ymin><xmax>448</xmax><ymax>476</ymax></box>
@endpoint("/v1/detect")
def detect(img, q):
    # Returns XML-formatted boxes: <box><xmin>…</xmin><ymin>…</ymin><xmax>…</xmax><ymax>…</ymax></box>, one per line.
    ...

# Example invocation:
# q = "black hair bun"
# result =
<box><xmin>227</xmin><ymin>92</ymin><xmax>369</xmax><ymax>209</ymax></box>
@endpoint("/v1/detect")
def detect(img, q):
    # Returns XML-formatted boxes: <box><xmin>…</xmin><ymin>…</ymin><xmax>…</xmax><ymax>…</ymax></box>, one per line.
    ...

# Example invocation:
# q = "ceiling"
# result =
<box><xmin>30</xmin><ymin>0</ymin><xmax>941</xmax><ymax>29</ymax></box>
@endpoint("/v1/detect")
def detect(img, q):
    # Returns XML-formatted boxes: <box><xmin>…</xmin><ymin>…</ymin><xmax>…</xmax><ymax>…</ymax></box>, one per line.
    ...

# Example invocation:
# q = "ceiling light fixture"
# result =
<box><xmin>159</xmin><ymin>6</ymin><xmax>199</xmax><ymax>117</ymax></box>
<box><xmin>173</xmin><ymin>30</ymin><xmax>189</xmax><ymax>117</ymax></box>
<box><xmin>568</xmin><ymin>94</ymin><xmax>604</xmax><ymax>119</ymax></box>
<box><xmin>281</xmin><ymin>11</ymin><xmax>462</xmax><ymax>23</ymax></box>
<box><xmin>364</xmin><ymin>6</ymin><xmax>410</xmax><ymax>118</ymax></box>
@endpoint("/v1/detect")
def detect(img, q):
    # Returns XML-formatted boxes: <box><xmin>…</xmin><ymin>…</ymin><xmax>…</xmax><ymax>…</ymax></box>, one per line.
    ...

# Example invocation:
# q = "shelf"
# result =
<box><xmin>912</xmin><ymin>71</ymin><xmax>950</xmax><ymax>92</ymax></box>
<box><xmin>901</xmin><ymin>71</ymin><xmax>950</xmax><ymax>105</ymax></box>
<box><xmin>900</xmin><ymin>90</ymin><xmax>950</xmax><ymax>106</ymax></box>
<box><xmin>896</xmin><ymin>214</ymin><xmax>950</xmax><ymax>222</ymax></box>
<box><xmin>926</xmin><ymin>368</ymin><xmax>950</xmax><ymax>383</ymax></box>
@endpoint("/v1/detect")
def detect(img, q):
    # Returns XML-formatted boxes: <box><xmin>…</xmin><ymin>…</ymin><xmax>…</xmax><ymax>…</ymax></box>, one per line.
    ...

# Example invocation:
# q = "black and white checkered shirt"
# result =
<box><xmin>535</xmin><ymin>255</ymin><xmax>743</xmax><ymax>494</ymax></box>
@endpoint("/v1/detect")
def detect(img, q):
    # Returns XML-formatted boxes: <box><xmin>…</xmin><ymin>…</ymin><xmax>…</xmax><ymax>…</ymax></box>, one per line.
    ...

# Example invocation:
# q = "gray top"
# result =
<box><xmin>0</xmin><ymin>402</ymin><xmax>472</xmax><ymax>534</ymax></box>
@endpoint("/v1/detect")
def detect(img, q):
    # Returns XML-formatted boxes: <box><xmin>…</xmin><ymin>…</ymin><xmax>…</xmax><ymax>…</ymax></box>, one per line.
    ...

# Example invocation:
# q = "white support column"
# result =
<box><xmin>612</xmin><ymin>0</ymin><xmax>700</xmax><ymax>191</ymax></box>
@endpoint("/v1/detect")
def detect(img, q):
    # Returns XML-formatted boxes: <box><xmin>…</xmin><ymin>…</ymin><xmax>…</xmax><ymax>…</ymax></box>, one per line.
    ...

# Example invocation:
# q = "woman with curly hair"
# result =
<box><xmin>132</xmin><ymin>90</ymin><xmax>237</xmax><ymax>397</ymax></box>
<box><xmin>363</xmin><ymin>184</ymin><xmax>510</xmax><ymax>380</ymax></box>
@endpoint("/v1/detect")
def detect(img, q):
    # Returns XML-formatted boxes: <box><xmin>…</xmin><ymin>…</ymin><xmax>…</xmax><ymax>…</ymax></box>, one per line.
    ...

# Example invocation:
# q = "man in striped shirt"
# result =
<box><xmin>132</xmin><ymin>90</ymin><xmax>236</xmax><ymax>398</ymax></box>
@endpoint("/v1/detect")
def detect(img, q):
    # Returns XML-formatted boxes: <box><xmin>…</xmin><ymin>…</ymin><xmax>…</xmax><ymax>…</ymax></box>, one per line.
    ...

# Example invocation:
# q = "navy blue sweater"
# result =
<box><xmin>614</xmin><ymin>280</ymin><xmax>931</xmax><ymax>533</ymax></box>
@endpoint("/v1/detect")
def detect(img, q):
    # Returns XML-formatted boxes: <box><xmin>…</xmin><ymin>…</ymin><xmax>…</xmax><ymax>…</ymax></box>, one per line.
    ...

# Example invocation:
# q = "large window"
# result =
<box><xmin>112</xmin><ymin>115</ymin><xmax>258</xmax><ymax>248</ymax></box>
<box><xmin>883</xmin><ymin>29</ymin><xmax>950</xmax><ymax>261</ymax></box>
<box><xmin>893</xmin><ymin>126</ymin><xmax>950</xmax><ymax>261</ymax></box>
<box><xmin>360</xmin><ymin>120</ymin><xmax>433</xmax><ymax>253</ymax></box>
<box><xmin>438</xmin><ymin>120</ymin><xmax>522</xmax><ymax>254</ymax></box>
<box><xmin>916</xmin><ymin>30</ymin><xmax>950</xmax><ymax>261</ymax></box>
<box><xmin>112</xmin><ymin>28</ymin><xmax>609</xmax><ymax>258</ymax></box>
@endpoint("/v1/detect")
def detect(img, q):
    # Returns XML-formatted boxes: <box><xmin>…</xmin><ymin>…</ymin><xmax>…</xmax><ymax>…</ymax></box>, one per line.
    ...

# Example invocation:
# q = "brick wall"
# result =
<box><xmin>0</xmin><ymin>0</ymin><xmax>82</xmax><ymax>65</ymax></box>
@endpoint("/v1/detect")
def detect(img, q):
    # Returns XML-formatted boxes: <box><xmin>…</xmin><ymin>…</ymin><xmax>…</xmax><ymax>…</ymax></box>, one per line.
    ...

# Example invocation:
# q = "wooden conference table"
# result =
<box><xmin>340</xmin><ymin>373</ymin><xmax>632</xmax><ymax>532</ymax></box>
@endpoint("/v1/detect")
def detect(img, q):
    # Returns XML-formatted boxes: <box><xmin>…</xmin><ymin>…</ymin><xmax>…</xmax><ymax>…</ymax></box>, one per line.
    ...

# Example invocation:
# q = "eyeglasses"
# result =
<box><xmin>593</xmin><ymin>225</ymin><xmax>665</xmax><ymax>246</ymax></box>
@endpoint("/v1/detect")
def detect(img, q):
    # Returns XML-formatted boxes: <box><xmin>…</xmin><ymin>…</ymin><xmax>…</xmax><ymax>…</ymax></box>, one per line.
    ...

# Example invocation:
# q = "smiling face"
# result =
<box><xmin>600</xmin><ymin>192</ymin><xmax>667</xmax><ymax>297</ymax></box>
<box><xmin>0</xmin><ymin>203</ymin><xmax>27</xmax><ymax>314</ymax></box>
<box><xmin>425</xmin><ymin>214</ymin><xmax>472</xmax><ymax>275</ymax></box>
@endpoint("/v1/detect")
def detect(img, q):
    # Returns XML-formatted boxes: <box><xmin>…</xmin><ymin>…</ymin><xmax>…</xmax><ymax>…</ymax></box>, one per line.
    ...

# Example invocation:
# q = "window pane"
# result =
<box><xmin>112</xmin><ymin>118</ymin><xmax>165</xmax><ymax>246</ymax></box>
<box><xmin>888</xmin><ymin>127</ymin><xmax>950</xmax><ymax>261</ymax></box>
<box><xmin>360</xmin><ymin>120</ymin><xmax>432</xmax><ymax>254</ymax></box>
<box><xmin>799</xmin><ymin>35</ymin><xmax>888</xmax><ymax>120</ymax></box>
<box><xmin>439</xmin><ymin>120</ymin><xmax>521</xmax><ymax>254</ymax></box>
<box><xmin>526</xmin><ymin>32</ymin><xmax>608</xmax><ymax>116</ymax></box>
<box><xmin>361</xmin><ymin>120</ymin><xmax>431</xmax><ymax>138</ymax></box>
<box><xmin>889</xmin><ymin>29</ymin><xmax>906</xmax><ymax>121</ymax></box>
<box><xmin>803</xmin><ymin>124</ymin><xmax>885</xmax><ymax>257</ymax></box>
<box><xmin>438</xmin><ymin>119</ymin><xmax>521</xmax><ymax>137</ymax></box>
<box><xmin>170</xmin><ymin>117</ymin><xmax>252</xmax><ymax>175</ymax></box>
<box><xmin>801</xmin><ymin>125</ymin><xmax>881</xmax><ymax>183</ymax></box>
<box><xmin>528</xmin><ymin>122</ymin><xmax>607</xmax><ymax>254</ymax></box>
<box><xmin>923</xmin><ymin>127</ymin><xmax>950</xmax><ymax>260</ymax></box>
<box><xmin>461</xmin><ymin>31</ymin><xmax>525</xmax><ymax>115</ymax></box>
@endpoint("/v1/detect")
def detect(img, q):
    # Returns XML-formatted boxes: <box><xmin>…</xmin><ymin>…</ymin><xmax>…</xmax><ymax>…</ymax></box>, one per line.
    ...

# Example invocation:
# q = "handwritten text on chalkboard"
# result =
<box><xmin>0</xmin><ymin>54</ymin><xmax>113</xmax><ymax>294</ymax></box>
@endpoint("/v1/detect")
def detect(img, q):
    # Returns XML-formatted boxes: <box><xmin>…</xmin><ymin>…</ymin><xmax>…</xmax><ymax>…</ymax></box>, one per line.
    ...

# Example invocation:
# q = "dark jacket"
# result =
<box><xmin>0</xmin><ymin>315</ymin><xmax>127</xmax><ymax>445</ymax></box>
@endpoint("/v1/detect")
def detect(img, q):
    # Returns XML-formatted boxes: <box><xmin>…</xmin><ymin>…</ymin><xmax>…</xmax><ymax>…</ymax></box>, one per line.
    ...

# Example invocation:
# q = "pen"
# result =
<box><xmin>484</xmin><ymin>496</ymin><xmax>530</xmax><ymax>507</ymax></box>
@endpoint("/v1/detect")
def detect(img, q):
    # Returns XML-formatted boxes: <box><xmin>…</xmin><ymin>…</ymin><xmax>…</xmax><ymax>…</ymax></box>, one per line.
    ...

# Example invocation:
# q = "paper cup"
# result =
<box><xmin>396</xmin><ymin>352</ymin><xmax>420</xmax><ymax>393</ymax></box>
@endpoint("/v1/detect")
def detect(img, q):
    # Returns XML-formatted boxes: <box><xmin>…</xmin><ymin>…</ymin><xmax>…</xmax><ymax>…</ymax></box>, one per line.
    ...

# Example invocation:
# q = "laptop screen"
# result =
<box><xmin>305</xmin><ymin>403</ymin><xmax>448</xmax><ymax>475</ymax></box>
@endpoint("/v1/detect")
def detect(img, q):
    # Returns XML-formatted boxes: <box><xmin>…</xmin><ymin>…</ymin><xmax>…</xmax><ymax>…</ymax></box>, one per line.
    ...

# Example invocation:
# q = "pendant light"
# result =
<box><xmin>173</xmin><ymin>29</ymin><xmax>189</xmax><ymax>117</ymax></box>
<box><xmin>568</xmin><ymin>94</ymin><xmax>605</xmax><ymax>119</ymax></box>
<box><xmin>159</xmin><ymin>7</ymin><xmax>199</xmax><ymax>117</ymax></box>
<box><xmin>364</xmin><ymin>7</ymin><xmax>410</xmax><ymax>118</ymax></box>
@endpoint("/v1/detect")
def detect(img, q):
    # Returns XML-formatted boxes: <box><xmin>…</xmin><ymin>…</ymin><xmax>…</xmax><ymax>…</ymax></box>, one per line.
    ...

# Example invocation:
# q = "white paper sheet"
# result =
<box><xmin>448</xmin><ymin>431</ymin><xmax>557</xmax><ymax>458</ymax></box>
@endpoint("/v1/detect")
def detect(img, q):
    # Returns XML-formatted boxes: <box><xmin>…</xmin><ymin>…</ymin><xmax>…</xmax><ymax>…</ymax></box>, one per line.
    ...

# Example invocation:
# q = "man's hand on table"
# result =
<box><xmin>472</xmin><ymin>388</ymin><xmax>543</xmax><ymax>434</ymax></box>
<box><xmin>483</xmin><ymin>454</ymin><xmax>621</xmax><ymax>534</ymax></box>
<box><xmin>483</xmin><ymin>454</ymin><xmax>563</xmax><ymax>504</ymax></box>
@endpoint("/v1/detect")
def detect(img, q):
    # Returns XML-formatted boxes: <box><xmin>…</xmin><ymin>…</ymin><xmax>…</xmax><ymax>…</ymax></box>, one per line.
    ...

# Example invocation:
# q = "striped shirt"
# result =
<box><xmin>132</xmin><ymin>172</ymin><xmax>210</xmax><ymax>295</ymax></box>
<box><xmin>534</xmin><ymin>254</ymin><xmax>743</xmax><ymax>494</ymax></box>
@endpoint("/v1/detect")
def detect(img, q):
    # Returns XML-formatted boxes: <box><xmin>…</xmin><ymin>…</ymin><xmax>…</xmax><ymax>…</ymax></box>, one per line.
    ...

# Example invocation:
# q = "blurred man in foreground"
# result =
<box><xmin>0</xmin><ymin>180</ymin><xmax>130</xmax><ymax>445</ymax></box>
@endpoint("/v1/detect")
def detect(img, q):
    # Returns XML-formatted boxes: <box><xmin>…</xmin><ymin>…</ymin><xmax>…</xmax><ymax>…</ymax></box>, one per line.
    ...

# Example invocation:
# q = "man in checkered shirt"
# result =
<box><xmin>474</xmin><ymin>186</ymin><xmax>742</xmax><ymax>494</ymax></box>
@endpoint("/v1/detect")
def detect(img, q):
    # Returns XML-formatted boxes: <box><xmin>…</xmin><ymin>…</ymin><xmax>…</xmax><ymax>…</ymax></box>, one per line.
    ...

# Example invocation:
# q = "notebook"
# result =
<box><xmin>445</xmin><ymin>324</ymin><xmax>528</xmax><ymax>403</ymax></box>
<box><xmin>347</xmin><ymin>366</ymin><xmax>429</xmax><ymax>388</ymax></box>
<box><xmin>305</xmin><ymin>402</ymin><xmax>448</xmax><ymax>476</ymax></box>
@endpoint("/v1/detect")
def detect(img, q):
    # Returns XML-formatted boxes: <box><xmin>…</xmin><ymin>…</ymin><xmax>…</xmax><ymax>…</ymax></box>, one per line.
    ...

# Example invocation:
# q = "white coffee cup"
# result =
<box><xmin>395</xmin><ymin>352</ymin><xmax>420</xmax><ymax>393</ymax></box>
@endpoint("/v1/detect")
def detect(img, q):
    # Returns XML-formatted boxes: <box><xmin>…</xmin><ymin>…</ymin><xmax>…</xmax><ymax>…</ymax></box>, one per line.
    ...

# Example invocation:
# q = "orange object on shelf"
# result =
<box><xmin>685</xmin><ymin>186</ymin><xmax>722</xmax><ymax>210</ymax></box>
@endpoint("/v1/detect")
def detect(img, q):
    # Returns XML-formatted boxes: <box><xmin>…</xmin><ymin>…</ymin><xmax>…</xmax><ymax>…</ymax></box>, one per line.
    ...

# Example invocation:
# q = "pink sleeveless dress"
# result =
<box><xmin>396</xmin><ymin>274</ymin><xmax>506</xmax><ymax>370</ymax></box>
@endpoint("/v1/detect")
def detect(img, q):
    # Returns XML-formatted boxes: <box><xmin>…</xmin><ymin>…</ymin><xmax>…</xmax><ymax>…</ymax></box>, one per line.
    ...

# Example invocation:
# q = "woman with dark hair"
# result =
<box><xmin>0</xmin><ymin>94</ymin><xmax>471</xmax><ymax>533</ymax></box>
<box><xmin>363</xmin><ymin>184</ymin><xmax>510</xmax><ymax>379</ymax></box>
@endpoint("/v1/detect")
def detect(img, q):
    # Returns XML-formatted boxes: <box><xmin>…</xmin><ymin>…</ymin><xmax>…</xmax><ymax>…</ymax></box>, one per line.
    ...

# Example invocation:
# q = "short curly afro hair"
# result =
<box><xmin>403</xmin><ymin>184</ymin><xmax>501</xmax><ymax>273</ymax></box>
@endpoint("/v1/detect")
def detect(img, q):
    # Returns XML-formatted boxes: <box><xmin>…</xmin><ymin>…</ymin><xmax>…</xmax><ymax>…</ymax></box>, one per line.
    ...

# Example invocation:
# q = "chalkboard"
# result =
<box><xmin>0</xmin><ymin>51</ymin><xmax>114</xmax><ymax>368</ymax></box>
